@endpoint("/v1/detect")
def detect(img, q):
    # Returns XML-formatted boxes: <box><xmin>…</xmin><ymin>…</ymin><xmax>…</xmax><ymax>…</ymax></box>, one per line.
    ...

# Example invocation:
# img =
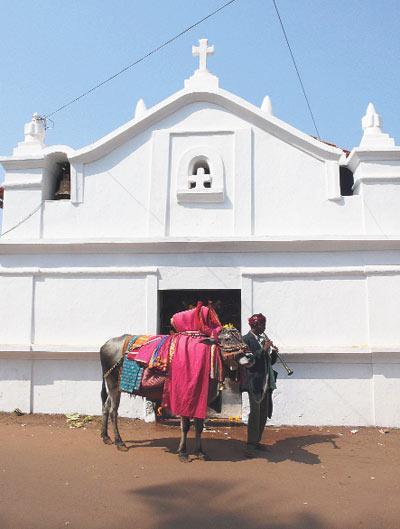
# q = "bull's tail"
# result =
<box><xmin>101</xmin><ymin>377</ymin><xmax>108</xmax><ymax>406</ymax></box>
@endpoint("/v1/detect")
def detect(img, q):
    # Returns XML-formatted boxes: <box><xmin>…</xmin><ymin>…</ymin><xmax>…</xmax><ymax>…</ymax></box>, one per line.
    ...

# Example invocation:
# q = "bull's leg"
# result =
<box><xmin>177</xmin><ymin>417</ymin><xmax>190</xmax><ymax>462</ymax></box>
<box><xmin>100</xmin><ymin>379</ymin><xmax>113</xmax><ymax>444</ymax></box>
<box><xmin>101</xmin><ymin>396</ymin><xmax>113</xmax><ymax>444</ymax></box>
<box><xmin>194</xmin><ymin>418</ymin><xmax>209</xmax><ymax>460</ymax></box>
<box><xmin>108</xmin><ymin>383</ymin><xmax>127</xmax><ymax>451</ymax></box>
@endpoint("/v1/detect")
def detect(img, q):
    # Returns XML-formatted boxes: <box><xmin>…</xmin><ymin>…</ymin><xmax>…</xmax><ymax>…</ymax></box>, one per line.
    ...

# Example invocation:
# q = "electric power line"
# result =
<box><xmin>0</xmin><ymin>203</ymin><xmax>42</xmax><ymax>237</ymax></box>
<box><xmin>272</xmin><ymin>0</ymin><xmax>321</xmax><ymax>139</ymax></box>
<box><xmin>44</xmin><ymin>0</ymin><xmax>239</xmax><ymax>120</ymax></box>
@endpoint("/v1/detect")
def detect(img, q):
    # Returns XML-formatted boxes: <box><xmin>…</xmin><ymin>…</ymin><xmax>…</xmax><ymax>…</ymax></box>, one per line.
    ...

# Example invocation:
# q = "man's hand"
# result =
<box><xmin>262</xmin><ymin>339</ymin><xmax>273</xmax><ymax>351</ymax></box>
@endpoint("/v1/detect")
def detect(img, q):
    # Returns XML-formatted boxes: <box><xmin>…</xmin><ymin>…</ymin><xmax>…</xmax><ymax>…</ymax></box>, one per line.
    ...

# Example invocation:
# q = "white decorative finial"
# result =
<box><xmin>360</xmin><ymin>102</ymin><xmax>395</xmax><ymax>148</ymax></box>
<box><xmin>362</xmin><ymin>103</ymin><xmax>381</xmax><ymax>131</ymax></box>
<box><xmin>134</xmin><ymin>98</ymin><xmax>147</xmax><ymax>119</ymax></box>
<box><xmin>24</xmin><ymin>113</ymin><xmax>45</xmax><ymax>144</ymax></box>
<box><xmin>261</xmin><ymin>95</ymin><xmax>273</xmax><ymax>115</ymax></box>
<box><xmin>13</xmin><ymin>113</ymin><xmax>46</xmax><ymax>155</ymax></box>
<box><xmin>192</xmin><ymin>38</ymin><xmax>214</xmax><ymax>72</ymax></box>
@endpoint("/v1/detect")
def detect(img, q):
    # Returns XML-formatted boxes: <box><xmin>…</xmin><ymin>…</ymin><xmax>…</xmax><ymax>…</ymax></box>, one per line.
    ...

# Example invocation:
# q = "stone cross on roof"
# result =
<box><xmin>192</xmin><ymin>38</ymin><xmax>214</xmax><ymax>72</ymax></box>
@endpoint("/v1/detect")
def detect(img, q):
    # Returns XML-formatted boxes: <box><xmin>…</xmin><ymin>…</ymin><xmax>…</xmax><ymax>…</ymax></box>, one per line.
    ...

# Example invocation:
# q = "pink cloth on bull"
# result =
<box><xmin>170</xmin><ymin>301</ymin><xmax>222</xmax><ymax>338</ymax></box>
<box><xmin>162</xmin><ymin>333</ymin><xmax>212</xmax><ymax>419</ymax></box>
<box><xmin>161</xmin><ymin>302</ymin><xmax>222</xmax><ymax>419</ymax></box>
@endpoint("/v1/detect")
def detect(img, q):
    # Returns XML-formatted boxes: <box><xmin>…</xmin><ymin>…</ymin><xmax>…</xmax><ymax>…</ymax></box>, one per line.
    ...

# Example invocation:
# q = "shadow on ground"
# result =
<box><xmin>121</xmin><ymin>433</ymin><xmax>339</xmax><ymax>464</ymax></box>
<box><xmin>129</xmin><ymin>479</ymin><xmax>326</xmax><ymax>529</ymax></box>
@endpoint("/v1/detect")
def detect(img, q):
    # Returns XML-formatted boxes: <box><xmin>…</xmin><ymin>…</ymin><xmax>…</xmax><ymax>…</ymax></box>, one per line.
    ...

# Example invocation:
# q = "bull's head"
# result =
<box><xmin>202</xmin><ymin>325</ymin><xmax>255</xmax><ymax>372</ymax></box>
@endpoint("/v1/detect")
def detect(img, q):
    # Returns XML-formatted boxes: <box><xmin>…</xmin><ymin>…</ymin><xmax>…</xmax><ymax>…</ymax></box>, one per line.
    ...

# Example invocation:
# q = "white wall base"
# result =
<box><xmin>0</xmin><ymin>358</ymin><xmax>145</xmax><ymax>418</ymax></box>
<box><xmin>1</xmin><ymin>353</ymin><xmax>400</xmax><ymax>426</ymax></box>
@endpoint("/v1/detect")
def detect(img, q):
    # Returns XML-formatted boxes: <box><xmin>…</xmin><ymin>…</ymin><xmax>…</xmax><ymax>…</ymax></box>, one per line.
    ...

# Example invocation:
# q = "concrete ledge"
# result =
<box><xmin>242</xmin><ymin>266</ymin><xmax>400</xmax><ymax>277</ymax></box>
<box><xmin>0</xmin><ymin>344</ymin><xmax>99</xmax><ymax>360</ymax></box>
<box><xmin>0</xmin><ymin>267</ymin><xmax>158</xmax><ymax>276</ymax></box>
<box><xmin>1</xmin><ymin>236</ymin><xmax>400</xmax><ymax>254</ymax></box>
<box><xmin>1</xmin><ymin>344</ymin><xmax>400</xmax><ymax>362</ymax></box>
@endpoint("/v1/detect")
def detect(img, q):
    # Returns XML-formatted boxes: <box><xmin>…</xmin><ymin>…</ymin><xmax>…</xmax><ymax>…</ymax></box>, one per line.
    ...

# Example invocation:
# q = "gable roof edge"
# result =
<box><xmin>68</xmin><ymin>88</ymin><xmax>343</xmax><ymax>164</ymax></box>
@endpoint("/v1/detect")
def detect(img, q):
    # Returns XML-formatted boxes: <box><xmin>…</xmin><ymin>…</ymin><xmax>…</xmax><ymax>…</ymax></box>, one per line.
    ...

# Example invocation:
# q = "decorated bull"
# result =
<box><xmin>100</xmin><ymin>302</ymin><xmax>254</xmax><ymax>461</ymax></box>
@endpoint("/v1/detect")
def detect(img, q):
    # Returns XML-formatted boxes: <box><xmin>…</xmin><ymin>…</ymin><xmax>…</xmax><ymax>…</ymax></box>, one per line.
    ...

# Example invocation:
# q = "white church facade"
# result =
<box><xmin>1</xmin><ymin>39</ymin><xmax>400</xmax><ymax>426</ymax></box>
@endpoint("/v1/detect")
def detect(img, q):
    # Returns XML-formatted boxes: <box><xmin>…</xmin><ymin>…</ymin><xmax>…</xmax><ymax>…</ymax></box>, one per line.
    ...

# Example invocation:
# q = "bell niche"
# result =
<box><xmin>44</xmin><ymin>157</ymin><xmax>71</xmax><ymax>201</ymax></box>
<box><xmin>54</xmin><ymin>162</ymin><xmax>71</xmax><ymax>200</ymax></box>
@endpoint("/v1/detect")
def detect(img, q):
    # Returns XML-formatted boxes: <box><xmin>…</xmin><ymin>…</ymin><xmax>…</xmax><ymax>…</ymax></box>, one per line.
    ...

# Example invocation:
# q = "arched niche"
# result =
<box><xmin>177</xmin><ymin>146</ymin><xmax>224</xmax><ymax>203</ymax></box>
<box><xmin>43</xmin><ymin>152</ymin><xmax>71</xmax><ymax>201</ymax></box>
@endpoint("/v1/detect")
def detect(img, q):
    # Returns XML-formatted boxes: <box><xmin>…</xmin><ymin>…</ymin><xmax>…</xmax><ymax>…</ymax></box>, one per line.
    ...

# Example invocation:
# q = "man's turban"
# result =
<box><xmin>248</xmin><ymin>313</ymin><xmax>266</xmax><ymax>327</ymax></box>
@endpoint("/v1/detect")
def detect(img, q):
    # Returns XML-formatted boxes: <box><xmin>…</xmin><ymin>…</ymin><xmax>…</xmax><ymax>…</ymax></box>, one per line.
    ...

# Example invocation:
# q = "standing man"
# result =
<box><xmin>242</xmin><ymin>313</ymin><xmax>278</xmax><ymax>457</ymax></box>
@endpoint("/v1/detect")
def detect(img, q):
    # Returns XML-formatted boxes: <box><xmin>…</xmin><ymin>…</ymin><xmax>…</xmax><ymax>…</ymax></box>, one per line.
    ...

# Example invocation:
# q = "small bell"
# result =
<box><xmin>54</xmin><ymin>163</ymin><xmax>71</xmax><ymax>200</ymax></box>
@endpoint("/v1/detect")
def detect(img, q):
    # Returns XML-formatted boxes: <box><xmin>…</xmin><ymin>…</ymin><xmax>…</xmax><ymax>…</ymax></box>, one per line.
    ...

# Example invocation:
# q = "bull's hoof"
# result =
<box><xmin>102</xmin><ymin>435</ymin><xmax>113</xmax><ymax>445</ymax></box>
<box><xmin>116</xmin><ymin>442</ymin><xmax>128</xmax><ymax>452</ymax></box>
<box><xmin>178</xmin><ymin>451</ymin><xmax>189</xmax><ymax>462</ymax></box>
<box><xmin>194</xmin><ymin>451</ymin><xmax>210</xmax><ymax>461</ymax></box>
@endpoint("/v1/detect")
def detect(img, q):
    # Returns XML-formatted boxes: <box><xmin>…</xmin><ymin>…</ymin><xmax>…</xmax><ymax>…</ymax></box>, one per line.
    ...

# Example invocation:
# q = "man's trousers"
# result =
<box><xmin>247</xmin><ymin>390</ymin><xmax>270</xmax><ymax>446</ymax></box>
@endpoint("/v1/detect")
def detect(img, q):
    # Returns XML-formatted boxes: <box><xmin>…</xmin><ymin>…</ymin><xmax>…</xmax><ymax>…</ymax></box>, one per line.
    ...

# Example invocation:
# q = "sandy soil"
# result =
<box><xmin>0</xmin><ymin>412</ymin><xmax>399</xmax><ymax>529</ymax></box>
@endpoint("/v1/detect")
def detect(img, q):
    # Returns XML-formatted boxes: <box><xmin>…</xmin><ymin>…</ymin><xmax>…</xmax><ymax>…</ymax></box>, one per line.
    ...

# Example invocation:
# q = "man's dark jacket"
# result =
<box><xmin>241</xmin><ymin>331</ymin><xmax>278</xmax><ymax>418</ymax></box>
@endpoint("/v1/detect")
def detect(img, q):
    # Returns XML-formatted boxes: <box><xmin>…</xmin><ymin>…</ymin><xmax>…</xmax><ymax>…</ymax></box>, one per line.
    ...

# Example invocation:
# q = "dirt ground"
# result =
<box><xmin>0</xmin><ymin>413</ymin><xmax>399</xmax><ymax>529</ymax></box>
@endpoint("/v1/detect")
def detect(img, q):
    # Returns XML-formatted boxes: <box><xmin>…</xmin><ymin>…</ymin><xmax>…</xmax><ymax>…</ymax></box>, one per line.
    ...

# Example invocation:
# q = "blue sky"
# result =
<box><xmin>1</xmin><ymin>0</ymin><xmax>399</xmax><ymax>224</ymax></box>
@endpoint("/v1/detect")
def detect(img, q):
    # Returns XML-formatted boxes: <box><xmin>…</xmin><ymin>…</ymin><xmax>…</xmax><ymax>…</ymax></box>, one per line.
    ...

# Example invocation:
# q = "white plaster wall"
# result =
<box><xmin>253</xmin><ymin>130</ymin><xmax>363</xmax><ymax>235</ymax></box>
<box><xmin>2</xmin><ymin>250</ymin><xmax>400</xmax><ymax>348</ymax></box>
<box><xmin>1</xmin><ymin>167</ymin><xmax>43</xmax><ymax>238</ymax></box>
<box><xmin>2</xmin><ymin>249</ymin><xmax>400</xmax><ymax>348</ymax></box>
<box><xmin>4</xmin><ymin>356</ymin><xmax>400</xmax><ymax>425</ymax></box>
<box><xmin>34</xmin><ymin>275</ymin><xmax>147</xmax><ymax>346</ymax></box>
<box><xmin>159</xmin><ymin>264</ymin><xmax>240</xmax><ymax>291</ymax></box>
<box><xmin>32</xmin><ymin>359</ymin><xmax>102</xmax><ymax>414</ymax></box>
<box><xmin>373</xmin><ymin>362</ymin><xmax>400</xmax><ymax>426</ymax></box>
<box><xmin>0</xmin><ymin>359</ymin><xmax>32</xmax><ymax>412</ymax></box>
<box><xmin>368</xmin><ymin>275</ymin><xmax>400</xmax><ymax>346</ymax></box>
<box><xmin>1</xmin><ymin>187</ymin><xmax>42</xmax><ymax>239</ymax></box>
<box><xmin>42</xmin><ymin>133</ymin><xmax>152</xmax><ymax>239</ymax></box>
<box><xmin>359</xmin><ymin>183</ymin><xmax>400</xmax><ymax>235</ymax></box>
<box><xmin>1</xmin><ymin>248</ymin><xmax>400</xmax><ymax>425</ymax></box>
<box><xmin>162</xmin><ymin>104</ymin><xmax>363</xmax><ymax>237</ymax></box>
<box><xmin>272</xmin><ymin>362</ymin><xmax>373</xmax><ymax>426</ymax></box>
<box><xmin>2</xmin><ymin>102</ymin><xmax>370</xmax><ymax>240</ymax></box>
<box><xmin>168</xmin><ymin>131</ymin><xmax>234</xmax><ymax>236</ymax></box>
<box><xmin>3</xmin><ymin>248</ymin><xmax>400</xmax><ymax>271</ymax></box>
<box><xmin>165</xmin><ymin>102</ymin><xmax>247</xmax><ymax>132</ymax></box>
<box><xmin>252</xmin><ymin>276</ymin><xmax>368</xmax><ymax>347</ymax></box>
<box><xmin>3</xmin><ymin>356</ymin><xmax>399</xmax><ymax>425</ymax></box>
<box><xmin>0</xmin><ymin>276</ymin><xmax>33</xmax><ymax>344</ymax></box>
<box><xmin>32</xmin><ymin>359</ymin><xmax>146</xmax><ymax>418</ymax></box>
<box><xmin>0</xmin><ymin>358</ymin><xmax>145</xmax><ymax>417</ymax></box>
<box><xmin>42</xmin><ymin>200</ymin><xmax>79</xmax><ymax>238</ymax></box>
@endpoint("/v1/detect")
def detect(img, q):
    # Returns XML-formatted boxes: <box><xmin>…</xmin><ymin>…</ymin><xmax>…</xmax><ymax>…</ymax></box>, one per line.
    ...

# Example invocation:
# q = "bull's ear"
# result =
<box><xmin>201</xmin><ymin>338</ymin><xmax>217</xmax><ymax>346</ymax></box>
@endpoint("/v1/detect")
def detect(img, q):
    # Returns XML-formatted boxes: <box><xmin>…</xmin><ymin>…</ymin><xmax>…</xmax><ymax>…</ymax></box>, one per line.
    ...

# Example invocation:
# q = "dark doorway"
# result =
<box><xmin>158</xmin><ymin>289</ymin><xmax>241</xmax><ymax>335</ymax></box>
